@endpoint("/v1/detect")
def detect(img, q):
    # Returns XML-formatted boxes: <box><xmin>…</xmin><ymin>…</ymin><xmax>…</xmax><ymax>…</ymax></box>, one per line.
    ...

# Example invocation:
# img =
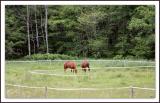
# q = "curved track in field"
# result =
<box><xmin>29</xmin><ymin>70</ymin><xmax>89</xmax><ymax>77</ymax></box>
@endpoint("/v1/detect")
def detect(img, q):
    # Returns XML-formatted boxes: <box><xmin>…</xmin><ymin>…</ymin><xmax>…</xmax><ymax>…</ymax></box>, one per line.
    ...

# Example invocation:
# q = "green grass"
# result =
<box><xmin>5</xmin><ymin>60</ymin><xmax>155</xmax><ymax>98</ymax></box>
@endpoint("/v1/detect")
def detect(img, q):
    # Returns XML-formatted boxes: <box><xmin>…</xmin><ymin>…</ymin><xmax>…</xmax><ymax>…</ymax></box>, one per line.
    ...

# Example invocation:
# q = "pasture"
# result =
<box><xmin>5</xmin><ymin>60</ymin><xmax>155</xmax><ymax>98</ymax></box>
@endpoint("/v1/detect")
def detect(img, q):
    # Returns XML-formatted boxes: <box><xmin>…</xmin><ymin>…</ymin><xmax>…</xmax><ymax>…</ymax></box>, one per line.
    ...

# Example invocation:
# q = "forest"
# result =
<box><xmin>5</xmin><ymin>5</ymin><xmax>155</xmax><ymax>60</ymax></box>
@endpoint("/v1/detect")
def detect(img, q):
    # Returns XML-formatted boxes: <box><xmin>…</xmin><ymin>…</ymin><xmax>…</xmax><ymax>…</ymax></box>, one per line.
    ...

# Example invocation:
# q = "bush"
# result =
<box><xmin>125</xmin><ymin>55</ymin><xmax>135</xmax><ymax>59</ymax></box>
<box><xmin>113</xmin><ymin>55</ymin><xmax>124</xmax><ymax>59</ymax></box>
<box><xmin>23</xmin><ymin>54</ymin><xmax>78</xmax><ymax>60</ymax></box>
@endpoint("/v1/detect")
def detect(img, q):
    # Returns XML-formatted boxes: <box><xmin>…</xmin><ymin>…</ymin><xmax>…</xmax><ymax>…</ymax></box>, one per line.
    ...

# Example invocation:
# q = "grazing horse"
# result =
<box><xmin>81</xmin><ymin>59</ymin><xmax>90</xmax><ymax>72</ymax></box>
<box><xmin>64</xmin><ymin>61</ymin><xmax>77</xmax><ymax>74</ymax></box>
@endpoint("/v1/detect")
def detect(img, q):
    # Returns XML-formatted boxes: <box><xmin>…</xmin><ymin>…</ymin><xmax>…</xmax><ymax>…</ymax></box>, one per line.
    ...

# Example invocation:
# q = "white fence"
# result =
<box><xmin>6</xmin><ymin>83</ymin><xmax>155</xmax><ymax>98</ymax></box>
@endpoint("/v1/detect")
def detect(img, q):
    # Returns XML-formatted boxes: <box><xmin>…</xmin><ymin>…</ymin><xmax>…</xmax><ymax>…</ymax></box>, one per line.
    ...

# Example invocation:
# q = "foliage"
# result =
<box><xmin>5</xmin><ymin>5</ymin><xmax>155</xmax><ymax>60</ymax></box>
<box><xmin>23</xmin><ymin>53</ymin><xmax>78</xmax><ymax>60</ymax></box>
<box><xmin>113</xmin><ymin>55</ymin><xmax>124</xmax><ymax>60</ymax></box>
<box><xmin>128</xmin><ymin>6</ymin><xmax>155</xmax><ymax>59</ymax></box>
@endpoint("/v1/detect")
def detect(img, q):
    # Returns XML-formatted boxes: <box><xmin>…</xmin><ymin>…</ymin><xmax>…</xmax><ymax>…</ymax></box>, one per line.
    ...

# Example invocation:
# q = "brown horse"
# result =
<box><xmin>64</xmin><ymin>61</ymin><xmax>77</xmax><ymax>74</ymax></box>
<box><xmin>81</xmin><ymin>59</ymin><xmax>90</xmax><ymax>72</ymax></box>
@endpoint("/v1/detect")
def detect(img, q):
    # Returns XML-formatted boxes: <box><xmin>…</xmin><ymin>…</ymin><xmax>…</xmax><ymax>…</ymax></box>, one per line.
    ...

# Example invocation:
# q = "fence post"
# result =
<box><xmin>130</xmin><ymin>86</ymin><xmax>134</xmax><ymax>98</ymax></box>
<box><xmin>44</xmin><ymin>86</ymin><xmax>48</xmax><ymax>98</ymax></box>
<box><xmin>50</xmin><ymin>60</ymin><xmax>51</xmax><ymax>66</ymax></box>
<box><xmin>5</xmin><ymin>86</ymin><xmax>8</xmax><ymax>98</ymax></box>
<box><xmin>19</xmin><ymin>86</ymin><xmax>22</xmax><ymax>97</ymax></box>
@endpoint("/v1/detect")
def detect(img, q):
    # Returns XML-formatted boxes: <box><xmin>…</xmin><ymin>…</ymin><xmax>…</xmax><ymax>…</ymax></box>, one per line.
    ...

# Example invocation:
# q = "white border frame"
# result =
<box><xmin>1</xmin><ymin>1</ymin><xmax>159</xmax><ymax>102</ymax></box>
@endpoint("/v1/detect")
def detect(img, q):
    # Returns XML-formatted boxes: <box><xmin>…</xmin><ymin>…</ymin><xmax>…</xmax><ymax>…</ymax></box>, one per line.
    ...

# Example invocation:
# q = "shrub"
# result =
<box><xmin>125</xmin><ymin>55</ymin><xmax>135</xmax><ymax>59</ymax></box>
<box><xmin>23</xmin><ymin>54</ymin><xmax>78</xmax><ymax>60</ymax></box>
<box><xmin>113</xmin><ymin>55</ymin><xmax>124</xmax><ymax>59</ymax></box>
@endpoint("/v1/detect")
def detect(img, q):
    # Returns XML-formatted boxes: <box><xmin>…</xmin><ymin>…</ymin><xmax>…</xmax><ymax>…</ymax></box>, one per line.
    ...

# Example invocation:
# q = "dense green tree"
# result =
<box><xmin>5</xmin><ymin>6</ymin><xmax>28</xmax><ymax>59</ymax></box>
<box><xmin>5</xmin><ymin>5</ymin><xmax>155</xmax><ymax>60</ymax></box>
<box><xmin>128</xmin><ymin>6</ymin><xmax>155</xmax><ymax>59</ymax></box>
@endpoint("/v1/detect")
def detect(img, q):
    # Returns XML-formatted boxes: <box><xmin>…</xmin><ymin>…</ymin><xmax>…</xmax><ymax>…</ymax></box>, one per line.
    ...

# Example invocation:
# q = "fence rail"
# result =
<box><xmin>6</xmin><ymin>83</ymin><xmax>155</xmax><ymax>98</ymax></box>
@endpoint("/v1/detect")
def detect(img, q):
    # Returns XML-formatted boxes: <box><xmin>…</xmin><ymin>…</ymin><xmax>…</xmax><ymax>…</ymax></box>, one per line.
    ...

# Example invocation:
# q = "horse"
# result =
<box><xmin>81</xmin><ymin>59</ymin><xmax>90</xmax><ymax>72</ymax></box>
<box><xmin>64</xmin><ymin>61</ymin><xmax>77</xmax><ymax>74</ymax></box>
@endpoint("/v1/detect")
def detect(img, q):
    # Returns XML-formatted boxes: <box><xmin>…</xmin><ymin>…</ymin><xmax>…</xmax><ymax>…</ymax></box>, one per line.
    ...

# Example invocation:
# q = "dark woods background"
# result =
<box><xmin>5</xmin><ymin>5</ymin><xmax>155</xmax><ymax>60</ymax></box>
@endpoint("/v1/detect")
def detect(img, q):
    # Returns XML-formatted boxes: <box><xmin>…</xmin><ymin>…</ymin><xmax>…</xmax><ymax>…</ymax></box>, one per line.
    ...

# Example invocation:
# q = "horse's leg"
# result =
<box><xmin>73</xmin><ymin>69</ymin><xmax>77</xmax><ymax>74</ymax></box>
<box><xmin>71</xmin><ymin>69</ymin><xmax>72</xmax><ymax>72</ymax></box>
<box><xmin>82</xmin><ymin>68</ymin><xmax>85</xmax><ymax>72</ymax></box>
<box><xmin>72</xmin><ymin>69</ymin><xmax>74</xmax><ymax>73</ymax></box>
<box><xmin>88</xmin><ymin>68</ymin><xmax>90</xmax><ymax>71</ymax></box>
<box><xmin>64</xmin><ymin>68</ymin><xmax>67</xmax><ymax>73</ymax></box>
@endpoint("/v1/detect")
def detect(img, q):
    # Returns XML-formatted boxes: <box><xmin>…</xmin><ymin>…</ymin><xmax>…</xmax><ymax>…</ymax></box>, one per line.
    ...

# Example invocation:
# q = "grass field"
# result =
<box><xmin>5</xmin><ymin>60</ymin><xmax>155</xmax><ymax>98</ymax></box>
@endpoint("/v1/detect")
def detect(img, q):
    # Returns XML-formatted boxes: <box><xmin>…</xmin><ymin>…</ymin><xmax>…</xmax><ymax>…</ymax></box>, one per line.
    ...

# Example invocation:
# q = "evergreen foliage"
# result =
<box><xmin>5</xmin><ymin>5</ymin><xmax>155</xmax><ymax>60</ymax></box>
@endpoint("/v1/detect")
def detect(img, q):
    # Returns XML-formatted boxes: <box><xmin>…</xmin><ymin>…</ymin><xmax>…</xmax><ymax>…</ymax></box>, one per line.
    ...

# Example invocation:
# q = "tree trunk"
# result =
<box><xmin>33</xmin><ymin>39</ymin><xmax>36</xmax><ymax>54</ymax></box>
<box><xmin>45</xmin><ymin>5</ymin><xmax>49</xmax><ymax>53</ymax></box>
<box><xmin>40</xmin><ymin>8</ymin><xmax>46</xmax><ymax>46</ymax></box>
<box><xmin>27</xmin><ymin>5</ymin><xmax>31</xmax><ymax>56</ymax></box>
<box><xmin>35</xmin><ymin>5</ymin><xmax>39</xmax><ymax>52</ymax></box>
<box><xmin>31</xmin><ymin>21</ymin><xmax>36</xmax><ymax>54</ymax></box>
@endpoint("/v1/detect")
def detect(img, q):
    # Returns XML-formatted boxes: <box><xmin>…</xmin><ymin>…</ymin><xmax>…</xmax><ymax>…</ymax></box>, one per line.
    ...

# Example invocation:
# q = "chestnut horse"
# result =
<box><xmin>64</xmin><ymin>61</ymin><xmax>77</xmax><ymax>74</ymax></box>
<box><xmin>81</xmin><ymin>59</ymin><xmax>90</xmax><ymax>72</ymax></box>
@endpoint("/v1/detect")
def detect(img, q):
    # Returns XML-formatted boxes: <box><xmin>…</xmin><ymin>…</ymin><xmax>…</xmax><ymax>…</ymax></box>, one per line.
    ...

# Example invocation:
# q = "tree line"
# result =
<box><xmin>5</xmin><ymin>5</ymin><xmax>155</xmax><ymax>60</ymax></box>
